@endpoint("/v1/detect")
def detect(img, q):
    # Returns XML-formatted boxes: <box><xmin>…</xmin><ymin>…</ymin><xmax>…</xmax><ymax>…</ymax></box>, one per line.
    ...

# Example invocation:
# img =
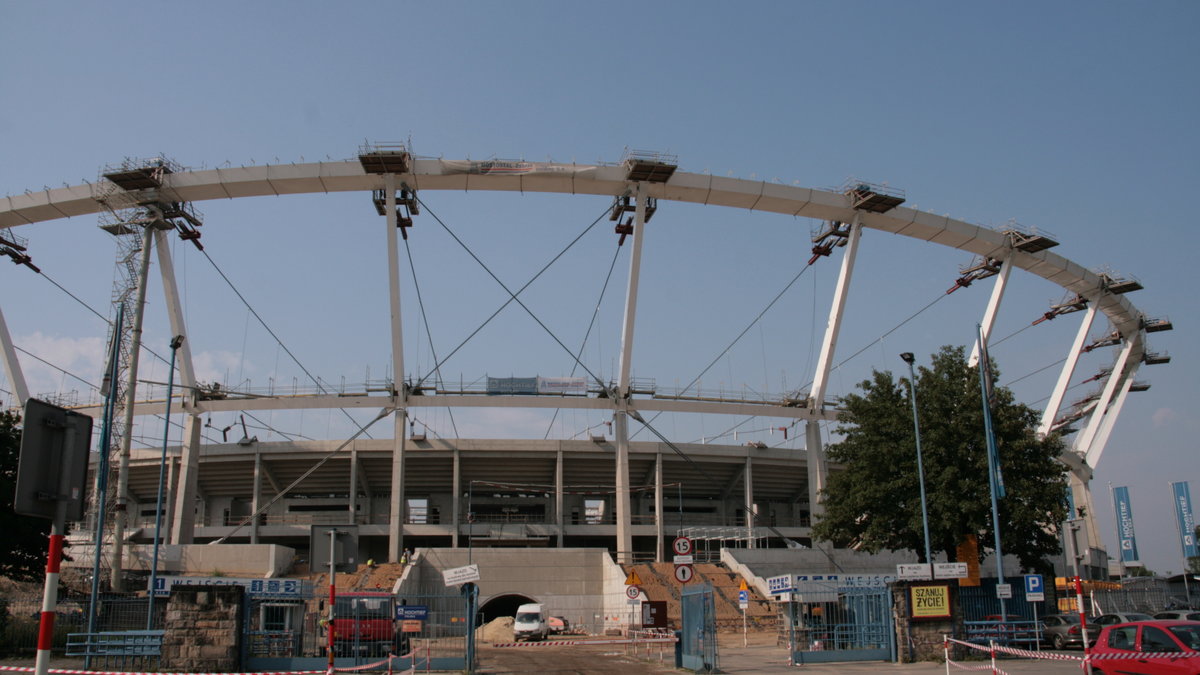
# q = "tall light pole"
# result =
<box><xmin>901</xmin><ymin>352</ymin><xmax>935</xmax><ymax>576</ymax></box>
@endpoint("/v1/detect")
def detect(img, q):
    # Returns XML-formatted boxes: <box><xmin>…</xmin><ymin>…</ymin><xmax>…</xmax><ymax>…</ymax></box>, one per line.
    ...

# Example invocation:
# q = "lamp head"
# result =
<box><xmin>900</xmin><ymin>352</ymin><xmax>915</xmax><ymax>365</ymax></box>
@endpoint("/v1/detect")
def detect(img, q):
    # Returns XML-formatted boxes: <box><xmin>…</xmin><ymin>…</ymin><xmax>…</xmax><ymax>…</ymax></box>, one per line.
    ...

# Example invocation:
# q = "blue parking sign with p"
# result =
<box><xmin>1024</xmin><ymin>574</ymin><xmax>1042</xmax><ymax>593</ymax></box>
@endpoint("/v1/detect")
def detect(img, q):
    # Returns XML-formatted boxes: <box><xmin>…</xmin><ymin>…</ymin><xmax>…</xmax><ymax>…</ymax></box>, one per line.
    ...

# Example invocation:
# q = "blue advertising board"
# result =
<box><xmin>396</xmin><ymin>605</ymin><xmax>428</xmax><ymax>621</ymax></box>
<box><xmin>1172</xmin><ymin>481</ymin><xmax>1198</xmax><ymax>559</ymax></box>
<box><xmin>1113</xmin><ymin>486</ymin><xmax>1141</xmax><ymax>564</ymax></box>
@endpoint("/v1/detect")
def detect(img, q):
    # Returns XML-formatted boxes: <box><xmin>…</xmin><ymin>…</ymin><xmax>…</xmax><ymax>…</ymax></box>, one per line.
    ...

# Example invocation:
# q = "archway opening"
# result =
<box><xmin>478</xmin><ymin>593</ymin><xmax>537</xmax><ymax>625</ymax></box>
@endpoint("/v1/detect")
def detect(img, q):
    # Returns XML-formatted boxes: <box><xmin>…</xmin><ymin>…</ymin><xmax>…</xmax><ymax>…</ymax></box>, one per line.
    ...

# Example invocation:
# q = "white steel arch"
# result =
<box><xmin>0</xmin><ymin>155</ymin><xmax>1160</xmax><ymax>568</ymax></box>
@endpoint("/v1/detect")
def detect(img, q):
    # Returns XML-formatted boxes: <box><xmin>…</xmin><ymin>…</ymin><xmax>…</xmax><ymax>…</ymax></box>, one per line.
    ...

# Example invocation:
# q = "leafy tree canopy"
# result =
<box><xmin>812</xmin><ymin>345</ymin><xmax>1068</xmax><ymax>571</ymax></box>
<box><xmin>0</xmin><ymin>408</ymin><xmax>53</xmax><ymax>582</ymax></box>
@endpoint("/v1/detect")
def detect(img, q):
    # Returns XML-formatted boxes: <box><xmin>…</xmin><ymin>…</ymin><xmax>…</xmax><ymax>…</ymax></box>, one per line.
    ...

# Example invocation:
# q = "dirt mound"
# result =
<box><xmin>480</xmin><ymin>616</ymin><xmax>515</xmax><ymax>644</ymax></box>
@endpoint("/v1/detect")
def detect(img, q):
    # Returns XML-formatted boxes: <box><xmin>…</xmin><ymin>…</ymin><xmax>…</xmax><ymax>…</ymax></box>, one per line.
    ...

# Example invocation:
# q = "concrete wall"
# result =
<box><xmin>398</xmin><ymin>548</ymin><xmax>636</xmax><ymax>633</ymax></box>
<box><xmin>125</xmin><ymin>544</ymin><xmax>295</xmax><ymax>577</ymax></box>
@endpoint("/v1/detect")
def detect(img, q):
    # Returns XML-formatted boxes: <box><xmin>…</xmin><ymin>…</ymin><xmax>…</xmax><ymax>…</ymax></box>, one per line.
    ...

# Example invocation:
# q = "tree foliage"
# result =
<box><xmin>812</xmin><ymin>345</ymin><xmax>1068</xmax><ymax>571</ymax></box>
<box><xmin>0</xmin><ymin>409</ymin><xmax>53</xmax><ymax>582</ymax></box>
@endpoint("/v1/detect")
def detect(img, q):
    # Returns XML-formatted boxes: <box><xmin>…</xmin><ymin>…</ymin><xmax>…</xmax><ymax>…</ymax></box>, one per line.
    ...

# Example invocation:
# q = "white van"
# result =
<box><xmin>513</xmin><ymin>603</ymin><xmax>548</xmax><ymax>641</ymax></box>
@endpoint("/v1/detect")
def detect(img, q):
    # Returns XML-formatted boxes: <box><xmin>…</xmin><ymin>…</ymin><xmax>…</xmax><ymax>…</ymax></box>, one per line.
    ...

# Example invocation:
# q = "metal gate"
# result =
<box><xmin>680</xmin><ymin>583</ymin><xmax>718</xmax><ymax>673</ymax></box>
<box><xmin>783</xmin><ymin>585</ymin><xmax>894</xmax><ymax>664</ymax></box>
<box><xmin>243</xmin><ymin>591</ymin><xmax>470</xmax><ymax>672</ymax></box>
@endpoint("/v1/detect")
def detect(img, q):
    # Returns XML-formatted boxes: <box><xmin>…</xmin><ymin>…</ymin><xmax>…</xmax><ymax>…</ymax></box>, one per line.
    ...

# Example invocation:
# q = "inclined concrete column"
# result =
<box><xmin>744</xmin><ymin>456</ymin><xmax>755</xmax><ymax>549</ymax></box>
<box><xmin>452</xmin><ymin>449</ymin><xmax>461</xmax><ymax>549</ymax></box>
<box><xmin>655</xmin><ymin>451</ymin><xmax>664</xmax><ymax>562</ymax></box>
<box><xmin>556</xmin><ymin>448</ymin><xmax>564</xmax><ymax>548</ymax></box>
<box><xmin>251</xmin><ymin>451</ymin><xmax>262</xmax><ymax>544</ymax></box>
<box><xmin>170</xmin><ymin>414</ymin><xmax>203</xmax><ymax>544</ymax></box>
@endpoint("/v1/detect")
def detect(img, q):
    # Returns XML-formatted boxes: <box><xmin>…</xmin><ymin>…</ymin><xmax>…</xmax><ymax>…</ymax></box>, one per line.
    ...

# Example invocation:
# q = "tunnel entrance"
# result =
<box><xmin>478</xmin><ymin>593</ymin><xmax>537</xmax><ymax>625</ymax></box>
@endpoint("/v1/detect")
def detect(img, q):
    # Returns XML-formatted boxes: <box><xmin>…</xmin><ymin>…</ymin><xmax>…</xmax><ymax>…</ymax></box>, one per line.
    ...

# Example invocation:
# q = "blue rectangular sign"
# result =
<box><xmin>1113</xmin><ymin>486</ymin><xmax>1140</xmax><ymax>564</ymax></box>
<box><xmin>1172</xmin><ymin>481</ymin><xmax>1198</xmax><ymax>559</ymax></box>
<box><xmin>396</xmin><ymin>605</ymin><xmax>428</xmax><ymax>621</ymax></box>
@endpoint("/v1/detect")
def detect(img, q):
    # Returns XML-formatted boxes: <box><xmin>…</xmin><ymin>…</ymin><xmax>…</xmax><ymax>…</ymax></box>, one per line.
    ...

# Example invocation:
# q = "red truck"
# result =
<box><xmin>330</xmin><ymin>592</ymin><xmax>400</xmax><ymax>657</ymax></box>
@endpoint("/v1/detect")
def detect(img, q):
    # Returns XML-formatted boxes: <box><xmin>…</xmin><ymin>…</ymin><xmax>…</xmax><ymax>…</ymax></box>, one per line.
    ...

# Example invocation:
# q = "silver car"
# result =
<box><xmin>1155</xmin><ymin>609</ymin><xmax>1200</xmax><ymax>621</ymax></box>
<box><xmin>1041</xmin><ymin>613</ymin><xmax>1095</xmax><ymax>650</ymax></box>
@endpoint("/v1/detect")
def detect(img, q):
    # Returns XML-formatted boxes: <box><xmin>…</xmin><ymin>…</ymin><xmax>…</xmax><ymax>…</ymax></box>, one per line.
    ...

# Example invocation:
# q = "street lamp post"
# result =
<box><xmin>900</xmin><ymin>352</ymin><xmax>935</xmax><ymax>576</ymax></box>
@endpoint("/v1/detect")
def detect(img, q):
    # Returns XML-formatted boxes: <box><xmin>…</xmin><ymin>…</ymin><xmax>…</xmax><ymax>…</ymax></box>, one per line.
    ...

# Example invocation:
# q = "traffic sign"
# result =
<box><xmin>673</xmin><ymin>554</ymin><xmax>694</xmax><ymax>565</ymax></box>
<box><xmin>625</xmin><ymin>570</ymin><xmax>642</xmax><ymax>586</ymax></box>
<box><xmin>739</xmin><ymin>579</ymin><xmax>748</xmax><ymax>591</ymax></box>
<box><xmin>996</xmin><ymin>583</ymin><xmax>1013</xmax><ymax>599</ymax></box>
<box><xmin>626</xmin><ymin>585</ymin><xmax>642</xmax><ymax>600</ymax></box>
<box><xmin>673</xmin><ymin>537</ymin><xmax>693</xmax><ymax>556</ymax></box>
<box><xmin>738</xmin><ymin>590</ymin><xmax>749</xmax><ymax>603</ymax></box>
<box><xmin>933</xmin><ymin>563</ymin><xmax>968</xmax><ymax>579</ymax></box>
<box><xmin>896</xmin><ymin>563</ymin><xmax>933</xmax><ymax>580</ymax></box>
<box><xmin>1024</xmin><ymin>574</ymin><xmax>1045</xmax><ymax>602</ymax></box>
<box><xmin>674</xmin><ymin>564</ymin><xmax>694</xmax><ymax>584</ymax></box>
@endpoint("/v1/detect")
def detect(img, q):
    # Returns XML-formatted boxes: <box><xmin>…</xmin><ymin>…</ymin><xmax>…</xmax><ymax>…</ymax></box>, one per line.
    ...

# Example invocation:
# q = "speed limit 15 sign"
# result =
<box><xmin>672</xmin><ymin>537</ymin><xmax>693</xmax><ymax>556</ymax></box>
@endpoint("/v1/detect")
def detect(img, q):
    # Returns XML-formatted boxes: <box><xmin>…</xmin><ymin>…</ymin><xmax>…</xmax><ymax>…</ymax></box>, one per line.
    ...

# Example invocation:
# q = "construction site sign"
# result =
<box><xmin>625</xmin><ymin>570</ymin><xmax>642</xmax><ymax>586</ymax></box>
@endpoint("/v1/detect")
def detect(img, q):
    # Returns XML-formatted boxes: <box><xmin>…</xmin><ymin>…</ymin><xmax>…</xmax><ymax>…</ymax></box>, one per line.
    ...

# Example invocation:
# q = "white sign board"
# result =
<box><xmin>996</xmin><ymin>583</ymin><xmax>1013</xmax><ymax>599</ymax></box>
<box><xmin>673</xmin><ymin>554</ymin><xmax>694</xmax><ymax>565</ymax></box>
<box><xmin>896</xmin><ymin>563</ymin><xmax>933</xmax><ymax>580</ymax></box>
<box><xmin>934</xmin><ymin>563</ymin><xmax>969</xmax><ymax>579</ymax></box>
<box><xmin>767</xmin><ymin>574</ymin><xmax>795</xmax><ymax>595</ymax></box>
<box><xmin>442</xmin><ymin>564</ymin><xmax>480</xmax><ymax>587</ymax></box>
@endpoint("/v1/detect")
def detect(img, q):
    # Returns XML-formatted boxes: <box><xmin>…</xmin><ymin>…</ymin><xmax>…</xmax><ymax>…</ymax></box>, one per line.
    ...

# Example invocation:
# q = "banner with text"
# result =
<box><xmin>1113</xmin><ymin>486</ymin><xmax>1141</xmax><ymax>565</ymax></box>
<box><xmin>1172</xmin><ymin>481</ymin><xmax>1198</xmax><ymax>559</ymax></box>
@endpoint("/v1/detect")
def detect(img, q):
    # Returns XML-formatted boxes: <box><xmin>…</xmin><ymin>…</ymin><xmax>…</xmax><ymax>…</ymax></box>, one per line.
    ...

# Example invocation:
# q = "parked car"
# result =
<box><xmin>1093</xmin><ymin>612</ymin><xmax>1154</xmax><ymax>627</ymax></box>
<box><xmin>547</xmin><ymin>616</ymin><xmax>570</xmax><ymax>634</ymax></box>
<box><xmin>1091</xmin><ymin>621</ymin><xmax>1200</xmax><ymax>675</ymax></box>
<box><xmin>1041</xmin><ymin>613</ymin><xmax>1096</xmax><ymax>650</ymax></box>
<box><xmin>1154</xmin><ymin>610</ymin><xmax>1200</xmax><ymax>621</ymax></box>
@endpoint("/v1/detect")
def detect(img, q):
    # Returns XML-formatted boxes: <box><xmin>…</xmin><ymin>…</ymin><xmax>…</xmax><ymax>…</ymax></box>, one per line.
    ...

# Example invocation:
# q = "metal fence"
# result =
<box><xmin>0</xmin><ymin>592</ymin><xmax>152</xmax><ymax>657</ymax></box>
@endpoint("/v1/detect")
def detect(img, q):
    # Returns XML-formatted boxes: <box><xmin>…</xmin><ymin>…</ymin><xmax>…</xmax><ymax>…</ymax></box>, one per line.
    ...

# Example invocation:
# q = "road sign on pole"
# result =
<box><xmin>672</xmin><ymin>537</ymin><xmax>693</xmax><ymax>556</ymax></box>
<box><xmin>674</xmin><ymin>564</ymin><xmax>694</xmax><ymax>584</ymax></box>
<box><xmin>626</xmin><ymin>585</ymin><xmax>642</xmax><ymax>601</ymax></box>
<box><xmin>1024</xmin><ymin>574</ymin><xmax>1045</xmax><ymax>602</ymax></box>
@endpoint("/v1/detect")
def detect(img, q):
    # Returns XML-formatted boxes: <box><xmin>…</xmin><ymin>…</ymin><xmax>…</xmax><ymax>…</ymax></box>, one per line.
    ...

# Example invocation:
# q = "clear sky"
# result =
<box><xmin>1</xmin><ymin>2</ymin><xmax>1196</xmax><ymax>576</ymax></box>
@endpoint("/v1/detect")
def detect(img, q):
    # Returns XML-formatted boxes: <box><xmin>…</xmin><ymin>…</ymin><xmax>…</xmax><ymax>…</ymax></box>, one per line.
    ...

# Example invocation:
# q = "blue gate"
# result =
<box><xmin>785</xmin><ymin>585</ymin><xmax>894</xmax><ymax>664</ymax></box>
<box><xmin>680</xmin><ymin>583</ymin><xmax>718</xmax><ymax>673</ymax></box>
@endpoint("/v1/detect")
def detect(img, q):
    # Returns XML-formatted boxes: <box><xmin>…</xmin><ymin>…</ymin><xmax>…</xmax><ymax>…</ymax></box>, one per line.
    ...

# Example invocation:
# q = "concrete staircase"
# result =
<box><xmin>624</xmin><ymin>562</ymin><xmax>776</xmax><ymax>631</ymax></box>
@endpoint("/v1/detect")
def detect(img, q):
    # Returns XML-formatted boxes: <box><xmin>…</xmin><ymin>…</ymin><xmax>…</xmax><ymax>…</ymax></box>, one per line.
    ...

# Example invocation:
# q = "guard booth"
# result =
<box><xmin>772</xmin><ymin>574</ymin><xmax>895</xmax><ymax>664</ymax></box>
<box><xmin>679</xmin><ymin>583</ymin><xmax>718</xmax><ymax>672</ymax></box>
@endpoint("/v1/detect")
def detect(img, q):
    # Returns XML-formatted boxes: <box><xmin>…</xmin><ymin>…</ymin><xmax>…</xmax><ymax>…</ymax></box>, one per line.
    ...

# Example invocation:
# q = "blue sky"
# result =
<box><xmin>1</xmin><ymin>2</ymin><xmax>1196</xmax><ymax>576</ymax></box>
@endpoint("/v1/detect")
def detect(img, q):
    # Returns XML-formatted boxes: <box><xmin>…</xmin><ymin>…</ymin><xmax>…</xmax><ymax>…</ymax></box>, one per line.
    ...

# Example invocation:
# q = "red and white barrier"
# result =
<box><xmin>491</xmin><ymin>636</ymin><xmax>677</xmax><ymax>649</ymax></box>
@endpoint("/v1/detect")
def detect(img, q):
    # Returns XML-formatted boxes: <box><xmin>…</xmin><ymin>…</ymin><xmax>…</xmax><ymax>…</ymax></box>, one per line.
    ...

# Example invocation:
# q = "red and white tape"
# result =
<box><xmin>491</xmin><ymin>636</ymin><xmax>677</xmax><ymax>648</ymax></box>
<box><xmin>0</xmin><ymin>669</ymin><xmax>323</xmax><ymax>675</ymax></box>
<box><xmin>0</xmin><ymin>662</ymin><xmax>324</xmax><ymax>667</ymax></box>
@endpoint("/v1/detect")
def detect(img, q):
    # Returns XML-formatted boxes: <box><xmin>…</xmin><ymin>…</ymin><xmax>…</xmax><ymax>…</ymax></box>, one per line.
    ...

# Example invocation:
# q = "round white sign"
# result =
<box><xmin>672</xmin><ymin>536</ymin><xmax>693</xmax><ymax>556</ymax></box>
<box><xmin>674</xmin><ymin>564</ymin><xmax>694</xmax><ymax>584</ymax></box>
<box><xmin>626</xmin><ymin>585</ymin><xmax>641</xmax><ymax>600</ymax></box>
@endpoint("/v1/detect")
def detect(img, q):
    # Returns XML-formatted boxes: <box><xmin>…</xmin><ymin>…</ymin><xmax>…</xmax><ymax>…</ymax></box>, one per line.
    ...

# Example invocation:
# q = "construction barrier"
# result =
<box><xmin>944</xmin><ymin>636</ymin><xmax>1200</xmax><ymax>675</ymax></box>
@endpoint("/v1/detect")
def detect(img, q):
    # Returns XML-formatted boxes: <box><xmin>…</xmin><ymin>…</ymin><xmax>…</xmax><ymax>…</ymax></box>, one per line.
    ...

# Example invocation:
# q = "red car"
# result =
<box><xmin>1091</xmin><ymin>620</ymin><xmax>1200</xmax><ymax>675</ymax></box>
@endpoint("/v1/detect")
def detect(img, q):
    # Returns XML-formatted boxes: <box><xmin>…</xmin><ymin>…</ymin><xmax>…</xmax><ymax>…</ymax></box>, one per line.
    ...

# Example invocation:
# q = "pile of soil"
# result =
<box><xmin>479</xmin><ymin>616</ymin><xmax>515</xmax><ymax>644</ymax></box>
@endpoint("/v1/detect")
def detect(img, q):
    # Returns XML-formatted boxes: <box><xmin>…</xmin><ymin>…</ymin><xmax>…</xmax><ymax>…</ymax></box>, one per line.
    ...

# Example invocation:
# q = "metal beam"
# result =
<box><xmin>1075</xmin><ymin>338</ymin><xmax>1135</xmax><ymax>464</ymax></box>
<box><xmin>0</xmin><ymin>304</ymin><xmax>29</xmax><ymax>404</ymax></box>
<box><xmin>613</xmin><ymin>186</ymin><xmax>648</xmax><ymax>565</ymax></box>
<box><xmin>1084</xmin><ymin>364</ymin><xmax>1139</xmax><ymax>469</ymax></box>
<box><xmin>153</xmin><ymin>230</ymin><xmax>196</xmax><ymax>397</ymax></box>
<box><xmin>1038</xmin><ymin>304</ymin><xmax>1098</xmax><ymax>438</ymax></box>
<box><xmin>968</xmin><ymin>257</ymin><xmax>1013</xmax><ymax>367</ymax></box>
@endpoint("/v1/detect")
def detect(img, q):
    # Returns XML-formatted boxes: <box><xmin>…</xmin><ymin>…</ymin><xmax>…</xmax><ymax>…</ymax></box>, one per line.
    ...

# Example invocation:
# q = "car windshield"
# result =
<box><xmin>1125</xmin><ymin>613</ymin><xmax>1153</xmax><ymax>621</ymax></box>
<box><xmin>1169</xmin><ymin>625</ymin><xmax>1200</xmax><ymax>651</ymax></box>
<box><xmin>516</xmin><ymin>612</ymin><xmax>540</xmax><ymax>623</ymax></box>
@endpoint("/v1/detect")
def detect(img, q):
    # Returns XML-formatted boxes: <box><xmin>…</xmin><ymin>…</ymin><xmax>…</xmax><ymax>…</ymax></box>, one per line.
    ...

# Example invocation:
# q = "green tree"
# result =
<box><xmin>0</xmin><ymin>408</ymin><xmax>53</xmax><ymax>581</ymax></box>
<box><xmin>812</xmin><ymin>345</ymin><xmax>1069</xmax><ymax>571</ymax></box>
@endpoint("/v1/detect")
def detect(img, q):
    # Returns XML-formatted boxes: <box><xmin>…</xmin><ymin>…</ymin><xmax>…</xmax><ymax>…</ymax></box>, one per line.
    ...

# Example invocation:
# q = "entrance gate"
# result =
<box><xmin>680</xmin><ymin>583</ymin><xmax>718</xmax><ymax>672</ymax></box>
<box><xmin>783</xmin><ymin>585</ymin><xmax>894</xmax><ymax>664</ymax></box>
<box><xmin>242</xmin><ymin>591</ymin><xmax>470</xmax><ymax>672</ymax></box>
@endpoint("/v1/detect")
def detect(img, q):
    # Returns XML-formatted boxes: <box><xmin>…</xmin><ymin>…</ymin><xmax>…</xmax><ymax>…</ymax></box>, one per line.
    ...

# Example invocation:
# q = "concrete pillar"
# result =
<box><xmin>388</xmin><ymin>411</ymin><xmax>407</xmax><ymax>562</ymax></box>
<box><xmin>452</xmin><ymin>449</ymin><xmax>461</xmax><ymax>549</ymax></box>
<box><xmin>170</xmin><ymin>414</ymin><xmax>203</xmax><ymax>545</ymax></box>
<box><xmin>654</xmin><ymin>451</ymin><xmax>664</xmax><ymax>562</ymax></box>
<box><xmin>349</xmin><ymin>447</ymin><xmax>358</xmax><ymax>524</ymax></box>
<box><xmin>744</xmin><ymin>456</ymin><xmax>755</xmax><ymax>549</ymax></box>
<box><xmin>555</xmin><ymin>448</ymin><xmax>564</xmax><ymax>548</ymax></box>
<box><xmin>614</xmin><ymin>411</ymin><xmax>633</xmax><ymax>563</ymax></box>
<box><xmin>251</xmin><ymin>451</ymin><xmax>262</xmax><ymax>544</ymax></box>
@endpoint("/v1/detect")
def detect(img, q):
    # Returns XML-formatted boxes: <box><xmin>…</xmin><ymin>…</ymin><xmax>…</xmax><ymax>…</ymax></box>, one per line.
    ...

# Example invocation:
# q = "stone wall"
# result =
<box><xmin>161</xmin><ymin>585</ymin><xmax>244</xmax><ymax>672</ymax></box>
<box><xmin>892</xmin><ymin>581</ymin><xmax>963</xmax><ymax>663</ymax></box>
